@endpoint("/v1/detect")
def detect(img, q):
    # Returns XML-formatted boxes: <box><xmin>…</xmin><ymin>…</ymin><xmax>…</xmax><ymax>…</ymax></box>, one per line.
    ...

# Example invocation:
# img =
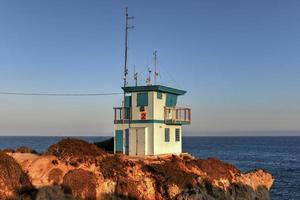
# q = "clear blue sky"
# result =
<box><xmin>0</xmin><ymin>0</ymin><xmax>299</xmax><ymax>136</ymax></box>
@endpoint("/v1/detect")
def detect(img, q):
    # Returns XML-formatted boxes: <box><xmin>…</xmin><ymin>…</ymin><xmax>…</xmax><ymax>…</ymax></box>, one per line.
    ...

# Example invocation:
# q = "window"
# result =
<box><xmin>125</xmin><ymin>96</ymin><xmax>131</xmax><ymax>107</ymax></box>
<box><xmin>165</xmin><ymin>128</ymin><xmax>170</xmax><ymax>142</ymax></box>
<box><xmin>166</xmin><ymin>93</ymin><xmax>177</xmax><ymax>107</ymax></box>
<box><xmin>125</xmin><ymin>96</ymin><xmax>131</xmax><ymax>119</ymax></box>
<box><xmin>137</xmin><ymin>92</ymin><xmax>148</xmax><ymax>106</ymax></box>
<box><xmin>157</xmin><ymin>92</ymin><xmax>162</xmax><ymax>99</ymax></box>
<box><xmin>175</xmin><ymin>128</ymin><xmax>180</xmax><ymax>142</ymax></box>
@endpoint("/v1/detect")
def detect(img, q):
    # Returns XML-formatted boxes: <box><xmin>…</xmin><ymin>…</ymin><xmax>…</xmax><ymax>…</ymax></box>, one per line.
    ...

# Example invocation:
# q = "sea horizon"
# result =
<box><xmin>0</xmin><ymin>134</ymin><xmax>299</xmax><ymax>137</ymax></box>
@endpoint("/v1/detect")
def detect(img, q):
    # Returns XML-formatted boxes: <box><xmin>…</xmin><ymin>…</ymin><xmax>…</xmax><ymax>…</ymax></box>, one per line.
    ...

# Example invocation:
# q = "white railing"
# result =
<box><xmin>113</xmin><ymin>107</ymin><xmax>131</xmax><ymax>123</ymax></box>
<box><xmin>164</xmin><ymin>107</ymin><xmax>191</xmax><ymax>124</ymax></box>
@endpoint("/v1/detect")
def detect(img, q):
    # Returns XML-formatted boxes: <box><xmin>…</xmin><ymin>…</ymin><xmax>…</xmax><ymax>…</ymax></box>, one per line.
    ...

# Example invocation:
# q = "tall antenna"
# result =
<box><xmin>153</xmin><ymin>50</ymin><xmax>158</xmax><ymax>85</ymax></box>
<box><xmin>146</xmin><ymin>65</ymin><xmax>152</xmax><ymax>86</ymax></box>
<box><xmin>124</xmin><ymin>7</ymin><xmax>134</xmax><ymax>88</ymax></box>
<box><xmin>133</xmin><ymin>65</ymin><xmax>138</xmax><ymax>86</ymax></box>
<box><xmin>123</xmin><ymin>7</ymin><xmax>134</xmax><ymax>105</ymax></box>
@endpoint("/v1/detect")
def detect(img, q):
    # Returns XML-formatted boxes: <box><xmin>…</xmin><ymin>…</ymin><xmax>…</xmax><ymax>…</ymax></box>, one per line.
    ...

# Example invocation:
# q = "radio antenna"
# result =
<box><xmin>123</xmin><ymin>7</ymin><xmax>134</xmax><ymax>105</ymax></box>
<box><xmin>133</xmin><ymin>65</ymin><xmax>138</xmax><ymax>86</ymax></box>
<box><xmin>153</xmin><ymin>50</ymin><xmax>158</xmax><ymax>85</ymax></box>
<box><xmin>123</xmin><ymin>7</ymin><xmax>134</xmax><ymax>88</ymax></box>
<box><xmin>146</xmin><ymin>65</ymin><xmax>152</xmax><ymax>86</ymax></box>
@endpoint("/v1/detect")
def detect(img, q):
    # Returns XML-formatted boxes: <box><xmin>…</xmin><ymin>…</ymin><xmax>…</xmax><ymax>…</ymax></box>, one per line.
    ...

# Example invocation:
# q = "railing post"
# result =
<box><xmin>114</xmin><ymin>108</ymin><xmax>116</xmax><ymax>121</ymax></box>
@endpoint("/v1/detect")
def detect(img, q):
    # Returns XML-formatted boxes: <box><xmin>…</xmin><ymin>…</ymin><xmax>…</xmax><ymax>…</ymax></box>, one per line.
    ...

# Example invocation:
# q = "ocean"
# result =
<box><xmin>0</xmin><ymin>136</ymin><xmax>299</xmax><ymax>200</ymax></box>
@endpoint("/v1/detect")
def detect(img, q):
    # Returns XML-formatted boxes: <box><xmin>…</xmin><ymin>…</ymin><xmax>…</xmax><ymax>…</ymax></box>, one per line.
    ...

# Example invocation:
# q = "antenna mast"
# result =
<box><xmin>123</xmin><ymin>7</ymin><xmax>134</xmax><ymax>104</ymax></box>
<box><xmin>146</xmin><ymin>65</ymin><xmax>152</xmax><ymax>86</ymax></box>
<box><xmin>134</xmin><ymin>65</ymin><xmax>138</xmax><ymax>86</ymax></box>
<box><xmin>153</xmin><ymin>50</ymin><xmax>158</xmax><ymax>85</ymax></box>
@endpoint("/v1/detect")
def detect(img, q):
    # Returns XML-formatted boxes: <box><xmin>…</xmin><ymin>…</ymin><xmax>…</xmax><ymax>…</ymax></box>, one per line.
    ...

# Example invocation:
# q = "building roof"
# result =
<box><xmin>122</xmin><ymin>85</ymin><xmax>187</xmax><ymax>95</ymax></box>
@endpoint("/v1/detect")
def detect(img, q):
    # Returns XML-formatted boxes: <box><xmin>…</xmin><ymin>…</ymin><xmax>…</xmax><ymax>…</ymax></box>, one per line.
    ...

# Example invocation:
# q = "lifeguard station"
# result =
<box><xmin>113</xmin><ymin>85</ymin><xmax>191</xmax><ymax>156</ymax></box>
<box><xmin>113</xmin><ymin>8</ymin><xmax>191</xmax><ymax>156</ymax></box>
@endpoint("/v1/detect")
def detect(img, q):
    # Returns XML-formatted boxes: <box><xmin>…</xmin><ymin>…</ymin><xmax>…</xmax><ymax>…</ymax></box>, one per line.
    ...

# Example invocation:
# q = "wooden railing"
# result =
<box><xmin>113</xmin><ymin>107</ymin><xmax>131</xmax><ymax>123</ymax></box>
<box><xmin>164</xmin><ymin>107</ymin><xmax>191</xmax><ymax>124</ymax></box>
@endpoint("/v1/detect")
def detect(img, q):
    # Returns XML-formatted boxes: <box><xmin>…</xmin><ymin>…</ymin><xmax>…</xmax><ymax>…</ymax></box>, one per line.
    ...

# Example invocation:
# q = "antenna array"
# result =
<box><xmin>134</xmin><ymin>65</ymin><xmax>138</xmax><ymax>86</ymax></box>
<box><xmin>124</xmin><ymin>7</ymin><xmax>134</xmax><ymax>88</ymax></box>
<box><xmin>153</xmin><ymin>51</ymin><xmax>158</xmax><ymax>85</ymax></box>
<box><xmin>146</xmin><ymin>66</ymin><xmax>152</xmax><ymax>86</ymax></box>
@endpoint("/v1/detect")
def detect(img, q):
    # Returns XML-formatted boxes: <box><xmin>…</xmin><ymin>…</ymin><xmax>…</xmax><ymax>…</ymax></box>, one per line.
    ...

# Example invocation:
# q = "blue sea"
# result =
<box><xmin>0</xmin><ymin>136</ymin><xmax>299</xmax><ymax>200</ymax></box>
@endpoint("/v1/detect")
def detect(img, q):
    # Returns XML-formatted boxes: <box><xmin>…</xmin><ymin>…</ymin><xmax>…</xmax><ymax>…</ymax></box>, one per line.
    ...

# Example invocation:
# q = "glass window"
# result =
<box><xmin>175</xmin><ymin>128</ymin><xmax>180</xmax><ymax>142</ymax></box>
<box><xmin>165</xmin><ymin>128</ymin><xmax>170</xmax><ymax>142</ymax></box>
<box><xmin>137</xmin><ymin>92</ymin><xmax>148</xmax><ymax>106</ymax></box>
<box><xmin>157</xmin><ymin>92</ymin><xmax>163</xmax><ymax>99</ymax></box>
<box><xmin>125</xmin><ymin>96</ymin><xmax>131</xmax><ymax>107</ymax></box>
<box><xmin>166</xmin><ymin>93</ymin><xmax>177</xmax><ymax>107</ymax></box>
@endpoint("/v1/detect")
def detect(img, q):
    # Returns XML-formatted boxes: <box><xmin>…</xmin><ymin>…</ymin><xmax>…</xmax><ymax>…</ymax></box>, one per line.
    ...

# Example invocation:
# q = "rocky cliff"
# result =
<box><xmin>0</xmin><ymin>138</ymin><xmax>274</xmax><ymax>200</ymax></box>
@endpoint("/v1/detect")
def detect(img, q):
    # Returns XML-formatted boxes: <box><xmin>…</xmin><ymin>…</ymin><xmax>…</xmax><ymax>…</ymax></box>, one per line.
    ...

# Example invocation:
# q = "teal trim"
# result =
<box><xmin>166</xmin><ymin>93</ymin><xmax>178</xmax><ymax>107</ymax></box>
<box><xmin>114</xmin><ymin>119</ymin><xmax>165</xmax><ymax>124</ymax></box>
<box><xmin>115</xmin><ymin>130</ymin><xmax>123</xmax><ymax>152</ymax></box>
<box><xmin>122</xmin><ymin>85</ymin><xmax>186</xmax><ymax>95</ymax></box>
<box><xmin>114</xmin><ymin>119</ymin><xmax>190</xmax><ymax>125</ymax></box>
<box><xmin>165</xmin><ymin>120</ymin><xmax>191</xmax><ymax>125</ymax></box>
<box><xmin>137</xmin><ymin>92</ymin><xmax>148</xmax><ymax>106</ymax></box>
<box><xmin>157</xmin><ymin>91</ymin><xmax>162</xmax><ymax>99</ymax></box>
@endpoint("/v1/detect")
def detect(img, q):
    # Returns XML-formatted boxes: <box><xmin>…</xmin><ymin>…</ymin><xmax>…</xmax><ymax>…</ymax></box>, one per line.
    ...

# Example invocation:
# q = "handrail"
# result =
<box><xmin>164</xmin><ymin>107</ymin><xmax>191</xmax><ymax>124</ymax></box>
<box><xmin>113</xmin><ymin>107</ymin><xmax>131</xmax><ymax>122</ymax></box>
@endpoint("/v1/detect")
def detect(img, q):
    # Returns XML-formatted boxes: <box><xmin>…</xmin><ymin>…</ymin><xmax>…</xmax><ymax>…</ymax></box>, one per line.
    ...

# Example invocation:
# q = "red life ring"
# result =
<box><xmin>141</xmin><ymin>112</ymin><xmax>146</xmax><ymax>120</ymax></box>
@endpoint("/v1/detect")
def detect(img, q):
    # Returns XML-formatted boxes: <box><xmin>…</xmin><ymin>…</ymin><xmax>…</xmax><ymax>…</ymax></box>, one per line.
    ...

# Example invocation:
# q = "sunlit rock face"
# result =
<box><xmin>1</xmin><ymin>138</ymin><xmax>274</xmax><ymax>200</ymax></box>
<box><xmin>0</xmin><ymin>152</ymin><xmax>32</xmax><ymax>199</ymax></box>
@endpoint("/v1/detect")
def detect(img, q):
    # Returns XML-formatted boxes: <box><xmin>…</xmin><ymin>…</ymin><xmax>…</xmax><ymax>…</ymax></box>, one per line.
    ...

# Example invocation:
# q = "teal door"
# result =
<box><xmin>125</xmin><ymin>129</ymin><xmax>129</xmax><ymax>155</ymax></box>
<box><xmin>115</xmin><ymin>130</ymin><xmax>123</xmax><ymax>153</ymax></box>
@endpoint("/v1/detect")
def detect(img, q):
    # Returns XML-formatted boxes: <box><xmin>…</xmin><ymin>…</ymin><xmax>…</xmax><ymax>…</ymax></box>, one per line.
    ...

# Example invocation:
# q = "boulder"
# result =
<box><xmin>45</xmin><ymin>138</ymin><xmax>107</xmax><ymax>164</ymax></box>
<box><xmin>0</xmin><ymin>152</ymin><xmax>33</xmax><ymax>199</ymax></box>
<box><xmin>16</xmin><ymin>146</ymin><xmax>38</xmax><ymax>154</ymax></box>
<box><xmin>62</xmin><ymin>169</ymin><xmax>97</xmax><ymax>200</ymax></box>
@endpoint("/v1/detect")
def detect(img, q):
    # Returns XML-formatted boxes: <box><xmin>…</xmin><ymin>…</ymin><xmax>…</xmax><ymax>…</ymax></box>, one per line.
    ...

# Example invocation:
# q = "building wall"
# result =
<box><xmin>114</xmin><ymin>123</ymin><xmax>155</xmax><ymax>155</ymax></box>
<box><xmin>153</xmin><ymin>92</ymin><xmax>167</xmax><ymax>120</ymax></box>
<box><xmin>131</xmin><ymin>92</ymin><xmax>154</xmax><ymax>121</ymax></box>
<box><xmin>114</xmin><ymin>90</ymin><xmax>183</xmax><ymax>156</ymax></box>
<box><xmin>153</xmin><ymin>123</ymin><xmax>182</xmax><ymax>155</ymax></box>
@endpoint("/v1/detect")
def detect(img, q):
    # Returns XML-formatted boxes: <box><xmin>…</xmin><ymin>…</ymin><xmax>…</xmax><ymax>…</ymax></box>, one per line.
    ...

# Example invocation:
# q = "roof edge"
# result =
<box><xmin>122</xmin><ymin>85</ymin><xmax>186</xmax><ymax>95</ymax></box>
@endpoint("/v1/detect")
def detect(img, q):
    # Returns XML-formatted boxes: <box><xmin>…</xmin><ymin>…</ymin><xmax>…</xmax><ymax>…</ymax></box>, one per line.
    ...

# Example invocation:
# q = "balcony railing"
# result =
<box><xmin>164</xmin><ymin>107</ymin><xmax>191</xmax><ymax>125</ymax></box>
<box><xmin>113</xmin><ymin>107</ymin><xmax>131</xmax><ymax>123</ymax></box>
<box><xmin>114</xmin><ymin>106</ymin><xmax>191</xmax><ymax>125</ymax></box>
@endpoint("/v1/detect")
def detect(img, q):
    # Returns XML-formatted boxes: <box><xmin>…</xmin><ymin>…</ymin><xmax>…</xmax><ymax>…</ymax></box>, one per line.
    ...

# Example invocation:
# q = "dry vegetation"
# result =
<box><xmin>63</xmin><ymin>169</ymin><xmax>97</xmax><ymax>200</ymax></box>
<box><xmin>0</xmin><ymin>152</ymin><xmax>32</xmax><ymax>198</ymax></box>
<box><xmin>45</xmin><ymin>138</ymin><xmax>107</xmax><ymax>165</ymax></box>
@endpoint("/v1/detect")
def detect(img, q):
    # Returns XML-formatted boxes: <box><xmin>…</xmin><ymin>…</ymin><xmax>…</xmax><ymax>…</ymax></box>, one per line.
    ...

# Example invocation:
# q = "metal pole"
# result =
<box><xmin>153</xmin><ymin>51</ymin><xmax>158</xmax><ymax>85</ymax></box>
<box><xmin>123</xmin><ymin>7</ymin><xmax>134</xmax><ymax>107</ymax></box>
<box><xmin>123</xmin><ymin>7</ymin><xmax>129</xmax><ymax>111</ymax></box>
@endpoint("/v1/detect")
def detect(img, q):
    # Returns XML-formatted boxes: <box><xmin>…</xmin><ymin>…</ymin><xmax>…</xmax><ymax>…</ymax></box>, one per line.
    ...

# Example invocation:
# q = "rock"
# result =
<box><xmin>3</xmin><ymin>138</ymin><xmax>274</xmax><ymax>199</ymax></box>
<box><xmin>0</xmin><ymin>152</ymin><xmax>33</xmax><ymax>199</ymax></box>
<box><xmin>16</xmin><ymin>146</ymin><xmax>38</xmax><ymax>154</ymax></box>
<box><xmin>35</xmin><ymin>185</ymin><xmax>74</xmax><ymax>200</ymax></box>
<box><xmin>176</xmin><ymin>180</ymin><xmax>271</xmax><ymax>200</ymax></box>
<box><xmin>1</xmin><ymin>148</ymin><xmax>15</xmax><ymax>153</ymax></box>
<box><xmin>62</xmin><ymin>169</ymin><xmax>97</xmax><ymax>200</ymax></box>
<box><xmin>45</xmin><ymin>138</ymin><xmax>107</xmax><ymax>164</ymax></box>
<box><xmin>48</xmin><ymin>168</ymin><xmax>64</xmax><ymax>185</ymax></box>
<box><xmin>94</xmin><ymin>137</ymin><xmax>114</xmax><ymax>153</ymax></box>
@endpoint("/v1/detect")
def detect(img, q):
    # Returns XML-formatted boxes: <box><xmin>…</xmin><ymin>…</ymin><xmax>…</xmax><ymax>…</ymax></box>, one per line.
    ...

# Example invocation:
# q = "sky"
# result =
<box><xmin>0</xmin><ymin>0</ymin><xmax>299</xmax><ymax>136</ymax></box>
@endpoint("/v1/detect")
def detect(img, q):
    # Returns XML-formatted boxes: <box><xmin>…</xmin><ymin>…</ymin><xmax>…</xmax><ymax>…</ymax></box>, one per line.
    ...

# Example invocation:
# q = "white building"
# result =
<box><xmin>113</xmin><ymin>85</ymin><xmax>191</xmax><ymax>156</ymax></box>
